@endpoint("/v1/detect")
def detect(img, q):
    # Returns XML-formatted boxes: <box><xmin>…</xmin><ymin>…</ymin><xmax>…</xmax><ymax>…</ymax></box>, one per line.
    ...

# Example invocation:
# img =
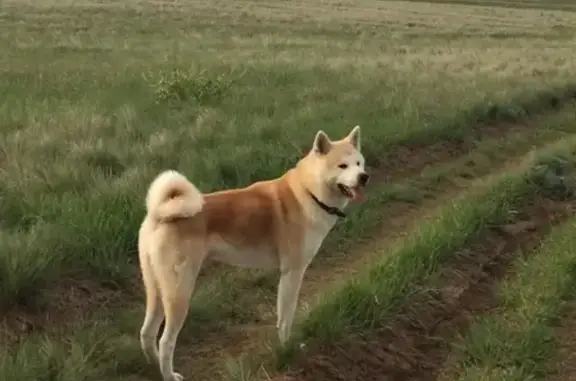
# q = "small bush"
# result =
<box><xmin>531</xmin><ymin>155</ymin><xmax>575</xmax><ymax>200</ymax></box>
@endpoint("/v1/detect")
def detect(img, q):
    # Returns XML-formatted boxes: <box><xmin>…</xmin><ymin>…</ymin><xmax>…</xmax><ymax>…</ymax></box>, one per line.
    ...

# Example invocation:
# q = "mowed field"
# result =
<box><xmin>2</xmin><ymin>0</ymin><xmax>576</xmax><ymax>380</ymax></box>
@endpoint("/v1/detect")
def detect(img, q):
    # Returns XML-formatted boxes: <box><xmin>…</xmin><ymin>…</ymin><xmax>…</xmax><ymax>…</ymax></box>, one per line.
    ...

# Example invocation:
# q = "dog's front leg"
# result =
<box><xmin>276</xmin><ymin>267</ymin><xmax>306</xmax><ymax>344</ymax></box>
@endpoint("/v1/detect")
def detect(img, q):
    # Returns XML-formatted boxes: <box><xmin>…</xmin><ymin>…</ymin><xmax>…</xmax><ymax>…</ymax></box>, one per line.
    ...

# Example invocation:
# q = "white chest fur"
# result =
<box><xmin>302</xmin><ymin>220</ymin><xmax>336</xmax><ymax>265</ymax></box>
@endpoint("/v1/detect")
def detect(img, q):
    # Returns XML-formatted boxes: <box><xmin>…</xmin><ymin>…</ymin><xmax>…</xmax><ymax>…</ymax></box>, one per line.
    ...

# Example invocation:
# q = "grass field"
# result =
<box><xmin>2</xmin><ymin>0</ymin><xmax>576</xmax><ymax>380</ymax></box>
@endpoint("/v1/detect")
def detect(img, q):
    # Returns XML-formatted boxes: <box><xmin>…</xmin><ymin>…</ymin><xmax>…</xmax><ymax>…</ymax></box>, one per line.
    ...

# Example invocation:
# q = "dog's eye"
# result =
<box><xmin>338</xmin><ymin>164</ymin><xmax>348</xmax><ymax>169</ymax></box>
<box><xmin>356</xmin><ymin>161</ymin><xmax>360</xmax><ymax>166</ymax></box>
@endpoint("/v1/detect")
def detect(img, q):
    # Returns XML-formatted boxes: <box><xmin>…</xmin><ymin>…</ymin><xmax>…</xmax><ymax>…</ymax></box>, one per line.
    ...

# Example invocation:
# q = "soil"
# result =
<box><xmin>271</xmin><ymin>195</ymin><xmax>576</xmax><ymax>381</ymax></box>
<box><xmin>366</xmin><ymin>122</ymin><xmax>519</xmax><ymax>184</ymax></box>
<box><xmin>0</xmin><ymin>276</ymin><xmax>142</xmax><ymax>347</ymax></box>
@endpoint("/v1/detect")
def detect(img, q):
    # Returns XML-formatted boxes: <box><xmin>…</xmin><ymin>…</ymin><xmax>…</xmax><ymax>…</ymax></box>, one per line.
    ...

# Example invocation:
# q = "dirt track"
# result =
<box><xmin>273</xmin><ymin>195</ymin><xmax>576</xmax><ymax>381</ymax></box>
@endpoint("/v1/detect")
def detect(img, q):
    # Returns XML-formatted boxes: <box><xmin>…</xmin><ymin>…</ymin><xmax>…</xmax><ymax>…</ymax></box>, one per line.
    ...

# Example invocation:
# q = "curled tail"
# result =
<box><xmin>145</xmin><ymin>170</ymin><xmax>204</xmax><ymax>221</ymax></box>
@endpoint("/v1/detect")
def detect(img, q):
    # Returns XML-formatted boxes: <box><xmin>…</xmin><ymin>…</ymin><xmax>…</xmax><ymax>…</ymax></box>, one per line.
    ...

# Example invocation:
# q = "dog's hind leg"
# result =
<box><xmin>155</xmin><ymin>246</ymin><xmax>204</xmax><ymax>381</ymax></box>
<box><xmin>139</xmin><ymin>252</ymin><xmax>164</xmax><ymax>365</ymax></box>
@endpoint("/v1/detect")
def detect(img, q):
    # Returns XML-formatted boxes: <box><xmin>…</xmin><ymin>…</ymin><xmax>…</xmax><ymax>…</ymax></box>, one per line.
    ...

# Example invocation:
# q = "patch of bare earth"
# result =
<box><xmin>0</xmin><ymin>277</ymin><xmax>142</xmax><ymax>348</ymax></box>
<box><xmin>272</xmin><ymin>195</ymin><xmax>576</xmax><ymax>381</ymax></box>
<box><xmin>547</xmin><ymin>299</ymin><xmax>576</xmax><ymax>381</ymax></box>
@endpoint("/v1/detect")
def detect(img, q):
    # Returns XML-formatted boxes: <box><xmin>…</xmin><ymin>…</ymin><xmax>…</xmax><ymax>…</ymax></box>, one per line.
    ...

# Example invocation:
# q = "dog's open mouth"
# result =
<box><xmin>338</xmin><ymin>184</ymin><xmax>365</xmax><ymax>203</ymax></box>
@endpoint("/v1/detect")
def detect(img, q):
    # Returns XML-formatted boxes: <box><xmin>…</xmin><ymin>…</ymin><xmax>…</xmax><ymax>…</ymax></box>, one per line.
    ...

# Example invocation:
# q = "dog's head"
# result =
<box><xmin>305</xmin><ymin>125</ymin><xmax>369</xmax><ymax>203</ymax></box>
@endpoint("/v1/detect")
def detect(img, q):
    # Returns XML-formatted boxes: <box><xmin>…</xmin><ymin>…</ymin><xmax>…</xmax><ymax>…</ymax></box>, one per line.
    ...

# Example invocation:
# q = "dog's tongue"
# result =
<box><xmin>351</xmin><ymin>187</ymin><xmax>365</xmax><ymax>203</ymax></box>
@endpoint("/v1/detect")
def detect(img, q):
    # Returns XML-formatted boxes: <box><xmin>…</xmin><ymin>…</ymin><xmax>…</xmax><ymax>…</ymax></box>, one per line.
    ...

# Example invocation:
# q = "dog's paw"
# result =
<box><xmin>165</xmin><ymin>372</ymin><xmax>183</xmax><ymax>381</ymax></box>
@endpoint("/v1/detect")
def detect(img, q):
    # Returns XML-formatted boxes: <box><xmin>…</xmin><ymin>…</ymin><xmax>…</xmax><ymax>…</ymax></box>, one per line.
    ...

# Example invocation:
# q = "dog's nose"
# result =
<box><xmin>358</xmin><ymin>173</ymin><xmax>370</xmax><ymax>186</ymax></box>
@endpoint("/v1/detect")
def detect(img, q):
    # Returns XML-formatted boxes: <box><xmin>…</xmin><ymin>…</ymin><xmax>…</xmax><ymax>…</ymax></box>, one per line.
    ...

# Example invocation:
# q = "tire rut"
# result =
<box><xmin>273</xmin><ymin>195</ymin><xmax>576</xmax><ymax>381</ymax></box>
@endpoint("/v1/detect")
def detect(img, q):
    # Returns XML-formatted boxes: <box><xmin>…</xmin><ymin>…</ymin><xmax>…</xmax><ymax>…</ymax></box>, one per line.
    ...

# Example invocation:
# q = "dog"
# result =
<box><xmin>138</xmin><ymin>125</ymin><xmax>369</xmax><ymax>381</ymax></box>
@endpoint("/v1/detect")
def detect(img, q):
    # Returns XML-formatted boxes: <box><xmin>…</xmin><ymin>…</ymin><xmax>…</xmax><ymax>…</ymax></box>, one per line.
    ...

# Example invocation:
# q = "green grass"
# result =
<box><xmin>2</xmin><ymin>0</ymin><xmax>576</xmax><ymax>313</ymax></box>
<box><xmin>3</xmin><ymin>0</ymin><xmax>576</xmax><ymax>380</ymax></box>
<box><xmin>3</xmin><ymin>107</ymin><xmax>573</xmax><ymax>375</ymax></box>
<box><xmin>268</xmin><ymin>135</ymin><xmax>576</xmax><ymax>370</ymax></box>
<box><xmin>443</xmin><ymin>218</ymin><xmax>576</xmax><ymax>381</ymax></box>
<box><xmin>0</xmin><ymin>321</ymin><xmax>146</xmax><ymax>381</ymax></box>
<box><xmin>3</xmin><ymin>107</ymin><xmax>574</xmax><ymax>381</ymax></box>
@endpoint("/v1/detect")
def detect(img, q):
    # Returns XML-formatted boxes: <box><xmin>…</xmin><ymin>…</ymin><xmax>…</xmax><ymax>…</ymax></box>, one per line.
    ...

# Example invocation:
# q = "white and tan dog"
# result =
<box><xmin>138</xmin><ymin>125</ymin><xmax>369</xmax><ymax>381</ymax></box>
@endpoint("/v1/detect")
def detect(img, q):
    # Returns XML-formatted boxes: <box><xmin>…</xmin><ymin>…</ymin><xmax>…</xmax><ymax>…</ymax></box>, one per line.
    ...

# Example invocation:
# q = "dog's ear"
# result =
<box><xmin>312</xmin><ymin>130</ymin><xmax>332</xmax><ymax>155</ymax></box>
<box><xmin>346</xmin><ymin>125</ymin><xmax>361</xmax><ymax>151</ymax></box>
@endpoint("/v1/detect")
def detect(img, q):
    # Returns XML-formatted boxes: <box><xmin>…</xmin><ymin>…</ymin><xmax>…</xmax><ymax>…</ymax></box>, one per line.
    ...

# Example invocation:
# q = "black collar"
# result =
<box><xmin>307</xmin><ymin>190</ymin><xmax>346</xmax><ymax>218</ymax></box>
